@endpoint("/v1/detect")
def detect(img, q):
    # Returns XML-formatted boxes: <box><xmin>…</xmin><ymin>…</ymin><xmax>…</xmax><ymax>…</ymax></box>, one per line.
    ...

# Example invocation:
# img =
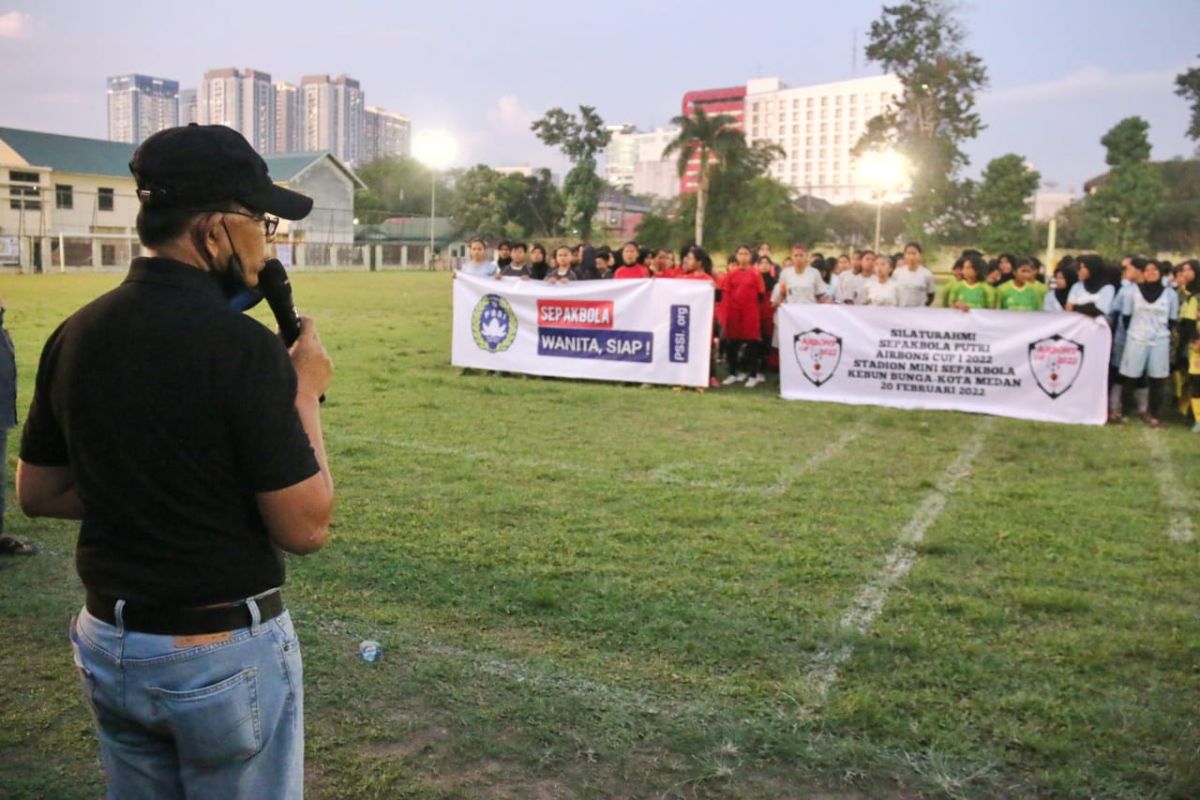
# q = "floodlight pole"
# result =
<box><xmin>873</xmin><ymin>192</ymin><xmax>883</xmax><ymax>254</ymax></box>
<box><xmin>429</xmin><ymin>169</ymin><xmax>436</xmax><ymax>271</ymax></box>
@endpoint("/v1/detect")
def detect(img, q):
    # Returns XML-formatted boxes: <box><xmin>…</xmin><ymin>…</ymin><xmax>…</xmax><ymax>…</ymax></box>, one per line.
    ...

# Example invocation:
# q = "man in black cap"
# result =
<box><xmin>17</xmin><ymin>124</ymin><xmax>334</xmax><ymax>799</ymax></box>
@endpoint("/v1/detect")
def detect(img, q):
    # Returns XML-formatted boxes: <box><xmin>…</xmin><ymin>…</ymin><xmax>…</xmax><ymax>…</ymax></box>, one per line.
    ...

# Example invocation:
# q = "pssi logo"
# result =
<box><xmin>472</xmin><ymin>294</ymin><xmax>517</xmax><ymax>353</ymax></box>
<box><xmin>793</xmin><ymin>328</ymin><xmax>842</xmax><ymax>387</ymax></box>
<box><xmin>1028</xmin><ymin>335</ymin><xmax>1084</xmax><ymax>399</ymax></box>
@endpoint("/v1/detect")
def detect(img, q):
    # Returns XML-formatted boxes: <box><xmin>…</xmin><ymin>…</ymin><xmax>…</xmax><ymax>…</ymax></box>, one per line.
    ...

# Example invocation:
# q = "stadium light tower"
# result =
<box><xmin>413</xmin><ymin>130</ymin><xmax>458</xmax><ymax>269</ymax></box>
<box><xmin>858</xmin><ymin>149</ymin><xmax>912</xmax><ymax>254</ymax></box>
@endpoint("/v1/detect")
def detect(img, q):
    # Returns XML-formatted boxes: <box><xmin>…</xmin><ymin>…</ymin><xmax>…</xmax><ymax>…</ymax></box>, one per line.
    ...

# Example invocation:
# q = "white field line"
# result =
<box><xmin>799</xmin><ymin>420</ymin><xmax>992</xmax><ymax>709</ymax></box>
<box><xmin>1142</xmin><ymin>429</ymin><xmax>1196</xmax><ymax>543</ymax></box>
<box><xmin>647</xmin><ymin>428</ymin><xmax>861</xmax><ymax>495</ymax></box>
<box><xmin>310</xmin><ymin>615</ymin><xmax>714</xmax><ymax>720</ymax></box>
<box><xmin>344</xmin><ymin>431</ymin><xmax>860</xmax><ymax>496</ymax></box>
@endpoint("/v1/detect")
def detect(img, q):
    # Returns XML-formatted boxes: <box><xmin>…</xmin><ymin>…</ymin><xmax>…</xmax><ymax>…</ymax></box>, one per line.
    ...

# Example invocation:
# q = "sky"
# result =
<box><xmin>1</xmin><ymin>0</ymin><xmax>1198</xmax><ymax>193</ymax></box>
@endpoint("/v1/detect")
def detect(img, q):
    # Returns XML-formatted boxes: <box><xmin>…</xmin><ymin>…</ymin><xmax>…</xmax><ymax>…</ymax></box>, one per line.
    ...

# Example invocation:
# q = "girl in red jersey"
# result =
<box><xmin>615</xmin><ymin>242</ymin><xmax>650</xmax><ymax>279</ymax></box>
<box><xmin>718</xmin><ymin>244</ymin><xmax>766</xmax><ymax>386</ymax></box>
<box><xmin>679</xmin><ymin>246</ymin><xmax>719</xmax><ymax>386</ymax></box>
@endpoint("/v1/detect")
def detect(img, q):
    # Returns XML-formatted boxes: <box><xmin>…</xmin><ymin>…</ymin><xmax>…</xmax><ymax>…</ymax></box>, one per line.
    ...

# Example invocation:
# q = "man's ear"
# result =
<box><xmin>200</xmin><ymin>213</ymin><xmax>224</xmax><ymax>264</ymax></box>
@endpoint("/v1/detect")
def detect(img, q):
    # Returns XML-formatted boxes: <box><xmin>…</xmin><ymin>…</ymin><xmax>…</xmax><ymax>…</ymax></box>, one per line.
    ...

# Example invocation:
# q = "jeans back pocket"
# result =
<box><xmin>151</xmin><ymin>667</ymin><xmax>263</xmax><ymax>766</ymax></box>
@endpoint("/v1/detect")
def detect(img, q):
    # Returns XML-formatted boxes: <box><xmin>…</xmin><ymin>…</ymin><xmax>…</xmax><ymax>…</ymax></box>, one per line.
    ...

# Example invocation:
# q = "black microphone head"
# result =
<box><xmin>258</xmin><ymin>258</ymin><xmax>301</xmax><ymax>345</ymax></box>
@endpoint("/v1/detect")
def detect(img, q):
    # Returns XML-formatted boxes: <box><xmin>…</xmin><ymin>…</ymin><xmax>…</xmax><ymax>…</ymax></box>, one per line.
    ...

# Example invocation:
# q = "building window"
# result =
<box><xmin>820</xmin><ymin>97</ymin><xmax>827</xmax><ymax>106</ymax></box>
<box><xmin>98</xmin><ymin>187</ymin><xmax>114</xmax><ymax>211</ymax></box>
<box><xmin>836</xmin><ymin>95</ymin><xmax>843</xmax><ymax>106</ymax></box>
<box><xmin>9</xmin><ymin>170</ymin><xmax>41</xmax><ymax>211</ymax></box>
<box><xmin>56</xmin><ymin>185</ymin><xmax>73</xmax><ymax>210</ymax></box>
<box><xmin>850</xmin><ymin>95</ymin><xmax>857</xmax><ymax>105</ymax></box>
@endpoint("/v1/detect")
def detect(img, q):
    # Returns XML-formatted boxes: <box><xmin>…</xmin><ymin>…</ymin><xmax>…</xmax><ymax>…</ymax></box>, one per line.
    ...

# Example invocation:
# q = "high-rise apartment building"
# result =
<box><xmin>106</xmin><ymin>74</ymin><xmax>179</xmax><ymax>145</ymax></box>
<box><xmin>300</xmin><ymin>74</ymin><xmax>365</xmax><ymax>165</ymax></box>
<box><xmin>364</xmin><ymin>107</ymin><xmax>411</xmax><ymax>163</ymax></box>
<box><xmin>198</xmin><ymin>68</ymin><xmax>242</xmax><ymax>129</ymax></box>
<box><xmin>198</xmin><ymin>67</ymin><xmax>276</xmax><ymax>153</ymax></box>
<box><xmin>274</xmin><ymin>82</ymin><xmax>300</xmax><ymax>155</ymax></box>
<box><xmin>240</xmin><ymin>69</ymin><xmax>275</xmax><ymax>154</ymax></box>
<box><xmin>180</xmin><ymin>88</ymin><xmax>198</xmax><ymax>126</ymax></box>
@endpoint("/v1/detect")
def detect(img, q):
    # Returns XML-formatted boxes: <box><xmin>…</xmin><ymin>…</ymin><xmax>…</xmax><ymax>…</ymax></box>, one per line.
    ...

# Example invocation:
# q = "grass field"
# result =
<box><xmin>0</xmin><ymin>271</ymin><xmax>1197</xmax><ymax>799</ymax></box>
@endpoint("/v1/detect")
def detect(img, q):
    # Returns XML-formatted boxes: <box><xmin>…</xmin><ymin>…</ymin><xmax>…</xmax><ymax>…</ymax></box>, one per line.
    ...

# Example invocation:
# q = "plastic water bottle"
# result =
<box><xmin>359</xmin><ymin>640</ymin><xmax>382</xmax><ymax>662</ymax></box>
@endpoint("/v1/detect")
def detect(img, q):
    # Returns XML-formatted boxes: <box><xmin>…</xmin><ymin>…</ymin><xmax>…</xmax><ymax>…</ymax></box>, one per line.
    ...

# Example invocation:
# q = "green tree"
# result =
<box><xmin>354</xmin><ymin>156</ymin><xmax>454</xmax><ymax>224</ymax></box>
<box><xmin>513</xmin><ymin>168</ymin><xmax>564</xmax><ymax>237</ymax></box>
<box><xmin>531</xmin><ymin>106</ymin><xmax>611</xmax><ymax>239</ymax></box>
<box><xmin>1149</xmin><ymin>158</ymin><xmax>1200</xmax><ymax>253</ymax></box>
<box><xmin>977</xmin><ymin>154</ymin><xmax>1040</xmax><ymax>256</ymax></box>
<box><xmin>662</xmin><ymin>108</ymin><xmax>744</xmax><ymax>247</ymax></box>
<box><xmin>1083</xmin><ymin>117</ymin><xmax>1164</xmax><ymax>258</ymax></box>
<box><xmin>451</xmin><ymin>165</ymin><xmax>511</xmax><ymax>239</ymax></box>
<box><xmin>1174</xmin><ymin>56</ymin><xmax>1200</xmax><ymax>141</ymax></box>
<box><xmin>855</xmin><ymin>0</ymin><xmax>989</xmax><ymax>240</ymax></box>
<box><xmin>821</xmin><ymin>201</ymin><xmax>907</xmax><ymax>248</ymax></box>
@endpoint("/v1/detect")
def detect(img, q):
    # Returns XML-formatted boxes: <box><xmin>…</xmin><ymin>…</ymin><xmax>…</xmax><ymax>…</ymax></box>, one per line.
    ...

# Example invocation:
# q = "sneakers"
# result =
<box><xmin>722</xmin><ymin>373</ymin><xmax>747</xmax><ymax>386</ymax></box>
<box><xmin>709</xmin><ymin>376</ymin><xmax>720</xmax><ymax>388</ymax></box>
<box><xmin>745</xmin><ymin>373</ymin><xmax>766</xmax><ymax>389</ymax></box>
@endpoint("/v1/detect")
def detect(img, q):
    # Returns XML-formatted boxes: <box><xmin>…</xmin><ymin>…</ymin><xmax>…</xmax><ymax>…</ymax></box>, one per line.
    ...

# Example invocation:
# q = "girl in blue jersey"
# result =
<box><xmin>1119</xmin><ymin>259</ymin><xmax>1179</xmax><ymax>430</ymax></box>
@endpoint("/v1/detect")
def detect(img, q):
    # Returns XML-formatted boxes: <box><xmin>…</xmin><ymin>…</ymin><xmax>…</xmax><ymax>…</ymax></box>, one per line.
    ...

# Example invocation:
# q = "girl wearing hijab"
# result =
<box><xmin>1172</xmin><ymin>259</ymin><xmax>1199</xmax><ymax>417</ymax></box>
<box><xmin>1118</xmin><ymin>259</ymin><xmax>1179</xmax><ymax>429</ymax></box>
<box><xmin>1043</xmin><ymin>263</ymin><xmax>1078</xmax><ymax>311</ymax></box>
<box><xmin>1065</xmin><ymin>255</ymin><xmax>1115</xmax><ymax>319</ymax></box>
<box><xmin>529</xmin><ymin>243</ymin><xmax>549</xmax><ymax>280</ymax></box>
<box><xmin>576</xmin><ymin>245</ymin><xmax>599</xmax><ymax>280</ymax></box>
<box><xmin>1107</xmin><ymin>258</ymin><xmax>1146</xmax><ymax>422</ymax></box>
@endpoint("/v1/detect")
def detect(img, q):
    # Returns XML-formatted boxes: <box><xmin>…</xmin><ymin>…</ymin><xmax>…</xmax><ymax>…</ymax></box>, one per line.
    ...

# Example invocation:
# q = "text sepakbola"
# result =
<box><xmin>889</xmin><ymin>329</ymin><xmax>977</xmax><ymax>341</ymax></box>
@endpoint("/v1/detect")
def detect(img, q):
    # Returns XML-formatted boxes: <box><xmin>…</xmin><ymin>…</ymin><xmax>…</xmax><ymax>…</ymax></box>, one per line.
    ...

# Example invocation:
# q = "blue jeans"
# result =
<box><xmin>70</xmin><ymin>597</ymin><xmax>304</xmax><ymax>799</ymax></box>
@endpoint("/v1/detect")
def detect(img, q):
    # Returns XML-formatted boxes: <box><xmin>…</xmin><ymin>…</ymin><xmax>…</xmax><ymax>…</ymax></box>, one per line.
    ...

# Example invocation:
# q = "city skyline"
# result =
<box><xmin>101</xmin><ymin>66</ymin><xmax>411</xmax><ymax>166</ymax></box>
<box><xmin>2</xmin><ymin>1</ymin><xmax>1198</xmax><ymax>190</ymax></box>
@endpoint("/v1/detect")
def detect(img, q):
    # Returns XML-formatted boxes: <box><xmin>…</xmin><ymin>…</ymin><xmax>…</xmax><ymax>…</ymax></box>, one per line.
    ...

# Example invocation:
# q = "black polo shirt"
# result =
<box><xmin>20</xmin><ymin>257</ymin><xmax>319</xmax><ymax>606</ymax></box>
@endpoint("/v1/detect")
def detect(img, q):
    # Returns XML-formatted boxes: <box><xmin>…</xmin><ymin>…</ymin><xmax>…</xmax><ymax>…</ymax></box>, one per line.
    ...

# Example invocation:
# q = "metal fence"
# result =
<box><xmin>0</xmin><ymin>233</ymin><xmax>461</xmax><ymax>273</ymax></box>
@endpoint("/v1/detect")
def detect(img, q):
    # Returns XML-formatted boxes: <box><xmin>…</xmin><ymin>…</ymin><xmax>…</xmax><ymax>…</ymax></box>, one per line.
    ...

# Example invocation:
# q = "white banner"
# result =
<box><xmin>778</xmin><ymin>304</ymin><xmax>1111</xmax><ymax>425</ymax></box>
<box><xmin>452</xmin><ymin>274</ymin><xmax>714</xmax><ymax>387</ymax></box>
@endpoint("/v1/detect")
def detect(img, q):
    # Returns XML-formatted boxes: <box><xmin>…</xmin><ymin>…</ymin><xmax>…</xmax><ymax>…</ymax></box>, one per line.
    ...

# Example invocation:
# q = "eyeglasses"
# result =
<box><xmin>223</xmin><ymin>210</ymin><xmax>279</xmax><ymax>239</ymax></box>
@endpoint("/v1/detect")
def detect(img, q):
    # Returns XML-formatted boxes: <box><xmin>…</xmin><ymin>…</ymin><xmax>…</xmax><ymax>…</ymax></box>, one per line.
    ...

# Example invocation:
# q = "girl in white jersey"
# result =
<box><xmin>892</xmin><ymin>242</ymin><xmax>936</xmax><ymax>307</ymax></box>
<box><xmin>1118</xmin><ymin>259</ymin><xmax>1179</xmax><ymax>429</ymax></box>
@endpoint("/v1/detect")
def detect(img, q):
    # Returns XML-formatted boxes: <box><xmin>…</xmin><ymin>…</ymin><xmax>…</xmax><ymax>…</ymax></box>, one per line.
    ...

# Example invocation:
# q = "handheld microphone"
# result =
<box><xmin>258</xmin><ymin>259</ymin><xmax>324</xmax><ymax>402</ymax></box>
<box><xmin>257</xmin><ymin>259</ymin><xmax>301</xmax><ymax>346</ymax></box>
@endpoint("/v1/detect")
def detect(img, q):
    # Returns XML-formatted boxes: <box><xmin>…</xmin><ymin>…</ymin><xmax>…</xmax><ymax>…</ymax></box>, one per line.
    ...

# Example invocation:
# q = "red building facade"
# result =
<box><xmin>678</xmin><ymin>85</ymin><xmax>747</xmax><ymax>195</ymax></box>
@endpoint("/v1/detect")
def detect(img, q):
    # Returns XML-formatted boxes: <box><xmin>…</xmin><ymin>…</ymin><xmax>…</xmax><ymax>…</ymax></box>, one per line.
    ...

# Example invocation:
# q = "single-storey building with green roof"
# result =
<box><xmin>0</xmin><ymin>126</ymin><xmax>364</xmax><ymax>270</ymax></box>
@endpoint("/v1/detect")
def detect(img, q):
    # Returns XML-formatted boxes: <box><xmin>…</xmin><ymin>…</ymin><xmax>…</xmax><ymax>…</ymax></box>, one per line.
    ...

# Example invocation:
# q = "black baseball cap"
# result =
<box><xmin>130</xmin><ymin>124</ymin><xmax>313</xmax><ymax>220</ymax></box>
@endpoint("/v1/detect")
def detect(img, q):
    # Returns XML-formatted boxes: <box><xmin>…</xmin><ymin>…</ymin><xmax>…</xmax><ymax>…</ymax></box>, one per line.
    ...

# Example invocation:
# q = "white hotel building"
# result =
<box><xmin>741</xmin><ymin>74</ymin><xmax>903</xmax><ymax>203</ymax></box>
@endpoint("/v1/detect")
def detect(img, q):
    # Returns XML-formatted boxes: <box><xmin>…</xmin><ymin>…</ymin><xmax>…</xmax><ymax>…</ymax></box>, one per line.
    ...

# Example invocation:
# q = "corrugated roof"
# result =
<box><xmin>262</xmin><ymin>152</ymin><xmax>326</xmax><ymax>182</ymax></box>
<box><xmin>0</xmin><ymin>127</ymin><xmax>136</xmax><ymax>177</ymax></box>
<box><xmin>0</xmin><ymin>129</ymin><xmax>364</xmax><ymax>189</ymax></box>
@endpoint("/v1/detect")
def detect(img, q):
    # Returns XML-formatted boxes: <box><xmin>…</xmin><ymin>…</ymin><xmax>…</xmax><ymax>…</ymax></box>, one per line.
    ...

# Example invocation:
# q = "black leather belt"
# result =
<box><xmin>85</xmin><ymin>590</ymin><xmax>284</xmax><ymax>635</ymax></box>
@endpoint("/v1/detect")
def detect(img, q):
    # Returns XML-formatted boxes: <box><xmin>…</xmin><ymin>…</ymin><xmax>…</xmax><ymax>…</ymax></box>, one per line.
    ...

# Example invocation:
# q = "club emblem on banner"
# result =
<box><xmin>793</xmin><ymin>328</ymin><xmax>842</xmax><ymax>387</ymax></box>
<box><xmin>472</xmin><ymin>294</ymin><xmax>518</xmax><ymax>353</ymax></box>
<box><xmin>1028</xmin><ymin>334</ymin><xmax>1084</xmax><ymax>399</ymax></box>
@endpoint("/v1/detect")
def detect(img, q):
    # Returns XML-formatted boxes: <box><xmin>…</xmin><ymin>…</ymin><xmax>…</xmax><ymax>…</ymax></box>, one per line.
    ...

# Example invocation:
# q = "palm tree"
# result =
<box><xmin>663</xmin><ymin>109</ymin><xmax>742</xmax><ymax>247</ymax></box>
